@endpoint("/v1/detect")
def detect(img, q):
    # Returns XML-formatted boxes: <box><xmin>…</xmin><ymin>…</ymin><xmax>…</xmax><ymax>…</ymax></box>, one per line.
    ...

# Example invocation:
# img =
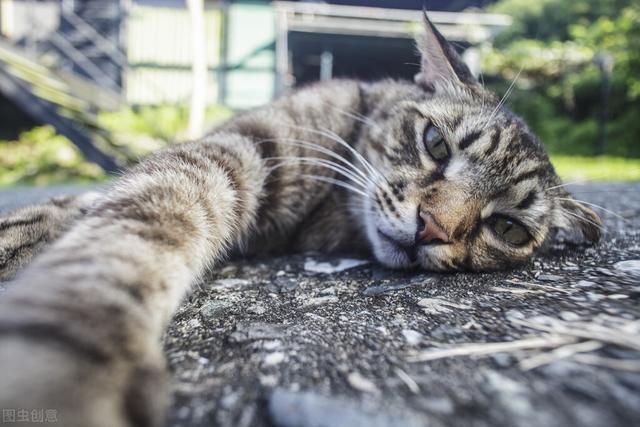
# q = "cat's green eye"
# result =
<box><xmin>490</xmin><ymin>216</ymin><xmax>530</xmax><ymax>246</ymax></box>
<box><xmin>423</xmin><ymin>125</ymin><xmax>449</xmax><ymax>161</ymax></box>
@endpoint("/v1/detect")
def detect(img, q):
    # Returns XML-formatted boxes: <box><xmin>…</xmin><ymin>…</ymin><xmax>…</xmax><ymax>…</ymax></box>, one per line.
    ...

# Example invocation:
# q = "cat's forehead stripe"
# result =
<box><xmin>458</xmin><ymin>130</ymin><xmax>483</xmax><ymax>150</ymax></box>
<box><xmin>508</xmin><ymin>166</ymin><xmax>546</xmax><ymax>187</ymax></box>
<box><xmin>484</xmin><ymin>128</ymin><xmax>501</xmax><ymax>156</ymax></box>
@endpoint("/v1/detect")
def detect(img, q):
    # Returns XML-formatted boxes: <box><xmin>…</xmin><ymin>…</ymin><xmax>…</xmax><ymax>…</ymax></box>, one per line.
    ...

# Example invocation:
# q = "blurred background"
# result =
<box><xmin>0</xmin><ymin>0</ymin><xmax>638</xmax><ymax>187</ymax></box>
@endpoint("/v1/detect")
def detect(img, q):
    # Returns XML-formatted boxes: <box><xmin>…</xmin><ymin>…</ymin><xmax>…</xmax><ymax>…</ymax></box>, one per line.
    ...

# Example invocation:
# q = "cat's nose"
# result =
<box><xmin>416</xmin><ymin>208</ymin><xmax>450</xmax><ymax>246</ymax></box>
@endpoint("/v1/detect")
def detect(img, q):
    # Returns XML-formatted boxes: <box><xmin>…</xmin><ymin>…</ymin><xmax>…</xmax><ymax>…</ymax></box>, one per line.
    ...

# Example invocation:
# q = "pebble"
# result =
<box><xmin>575</xmin><ymin>280</ymin><xmax>596</xmax><ymax>288</ymax></box>
<box><xmin>614</xmin><ymin>260</ymin><xmax>640</xmax><ymax>277</ymax></box>
<box><xmin>271</xmin><ymin>277</ymin><xmax>299</xmax><ymax>292</ymax></box>
<box><xmin>417</xmin><ymin>298</ymin><xmax>471</xmax><ymax>314</ymax></box>
<box><xmin>214</xmin><ymin>278</ymin><xmax>252</xmax><ymax>289</ymax></box>
<box><xmin>421</xmin><ymin>397</ymin><xmax>454</xmax><ymax>415</ymax></box>
<box><xmin>303</xmin><ymin>296</ymin><xmax>338</xmax><ymax>307</ymax></box>
<box><xmin>347</xmin><ymin>372</ymin><xmax>379</xmax><ymax>394</ymax></box>
<box><xmin>229</xmin><ymin>323</ymin><xmax>288</xmax><ymax>343</ymax></box>
<box><xmin>362</xmin><ymin>276</ymin><xmax>433</xmax><ymax>296</ymax></box>
<box><xmin>537</xmin><ymin>274</ymin><xmax>563</xmax><ymax>282</ymax></box>
<box><xmin>402</xmin><ymin>329</ymin><xmax>423</xmax><ymax>346</ymax></box>
<box><xmin>199</xmin><ymin>300</ymin><xmax>233</xmax><ymax>320</ymax></box>
<box><xmin>264</xmin><ymin>352</ymin><xmax>286</xmax><ymax>366</ymax></box>
<box><xmin>248</xmin><ymin>304</ymin><xmax>267</xmax><ymax>315</ymax></box>
<box><xmin>560</xmin><ymin>311</ymin><xmax>580</xmax><ymax>321</ymax></box>
<box><xmin>304</xmin><ymin>258</ymin><xmax>369</xmax><ymax>274</ymax></box>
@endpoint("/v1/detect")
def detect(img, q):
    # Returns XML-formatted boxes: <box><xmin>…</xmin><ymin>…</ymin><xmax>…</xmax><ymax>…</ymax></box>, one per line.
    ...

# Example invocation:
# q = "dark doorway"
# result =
<box><xmin>289</xmin><ymin>32</ymin><xmax>420</xmax><ymax>86</ymax></box>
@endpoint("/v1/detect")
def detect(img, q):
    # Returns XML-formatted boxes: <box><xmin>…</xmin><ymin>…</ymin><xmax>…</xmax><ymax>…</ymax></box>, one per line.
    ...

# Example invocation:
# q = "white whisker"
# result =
<box><xmin>555</xmin><ymin>197</ymin><xmax>626</xmax><ymax>221</ymax></box>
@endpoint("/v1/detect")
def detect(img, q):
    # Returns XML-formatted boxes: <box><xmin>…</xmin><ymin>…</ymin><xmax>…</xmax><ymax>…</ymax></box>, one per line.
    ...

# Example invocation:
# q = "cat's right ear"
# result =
<box><xmin>414</xmin><ymin>12</ymin><xmax>478</xmax><ymax>92</ymax></box>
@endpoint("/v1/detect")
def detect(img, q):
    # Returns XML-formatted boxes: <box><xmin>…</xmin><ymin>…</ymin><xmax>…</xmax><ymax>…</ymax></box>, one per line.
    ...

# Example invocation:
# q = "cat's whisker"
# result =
<box><xmin>266</xmin><ymin>156</ymin><xmax>371</xmax><ymax>190</ymax></box>
<box><xmin>317</xmin><ymin>125</ymin><xmax>392</xmax><ymax>187</ymax></box>
<box><xmin>558</xmin><ymin>207</ymin><xmax>606</xmax><ymax>230</ymax></box>
<box><xmin>554</xmin><ymin>197</ymin><xmax>628</xmax><ymax>221</ymax></box>
<box><xmin>285</xmin><ymin>124</ymin><xmax>387</xmax><ymax>185</ymax></box>
<box><xmin>257</xmin><ymin>138</ymin><xmax>376</xmax><ymax>186</ymax></box>
<box><xmin>484</xmin><ymin>65</ymin><xmax>523</xmax><ymax>130</ymax></box>
<box><xmin>299</xmin><ymin>174</ymin><xmax>372</xmax><ymax>199</ymax></box>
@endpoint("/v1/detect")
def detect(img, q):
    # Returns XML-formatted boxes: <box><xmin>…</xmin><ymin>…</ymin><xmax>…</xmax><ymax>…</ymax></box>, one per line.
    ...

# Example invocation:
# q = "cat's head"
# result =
<box><xmin>359</xmin><ymin>14</ymin><xmax>602</xmax><ymax>271</ymax></box>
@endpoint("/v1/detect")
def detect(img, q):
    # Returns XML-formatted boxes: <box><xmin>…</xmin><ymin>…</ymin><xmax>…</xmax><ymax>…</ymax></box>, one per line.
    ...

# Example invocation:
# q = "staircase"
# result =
<box><xmin>0</xmin><ymin>0</ymin><xmax>129</xmax><ymax>173</ymax></box>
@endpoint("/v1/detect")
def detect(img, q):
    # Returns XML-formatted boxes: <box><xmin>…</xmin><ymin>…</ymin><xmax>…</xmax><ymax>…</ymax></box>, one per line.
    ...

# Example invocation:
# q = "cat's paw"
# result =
<box><xmin>0</xmin><ymin>192</ymin><xmax>100</xmax><ymax>281</ymax></box>
<box><xmin>0</xmin><ymin>336</ymin><xmax>169</xmax><ymax>427</ymax></box>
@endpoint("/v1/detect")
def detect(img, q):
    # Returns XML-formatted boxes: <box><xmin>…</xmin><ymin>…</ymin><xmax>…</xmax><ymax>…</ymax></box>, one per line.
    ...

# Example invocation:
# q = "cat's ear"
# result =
<box><xmin>552</xmin><ymin>197</ymin><xmax>603</xmax><ymax>244</ymax></box>
<box><xmin>414</xmin><ymin>12</ymin><xmax>478</xmax><ymax>92</ymax></box>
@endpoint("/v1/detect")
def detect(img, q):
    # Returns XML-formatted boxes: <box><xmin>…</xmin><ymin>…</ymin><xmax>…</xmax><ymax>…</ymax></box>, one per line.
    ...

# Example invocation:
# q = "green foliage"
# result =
<box><xmin>484</xmin><ymin>0</ymin><xmax>640</xmax><ymax>159</ymax></box>
<box><xmin>0</xmin><ymin>126</ymin><xmax>106</xmax><ymax>187</ymax></box>
<box><xmin>550</xmin><ymin>155</ymin><xmax>640</xmax><ymax>181</ymax></box>
<box><xmin>99</xmin><ymin>104</ymin><xmax>233</xmax><ymax>158</ymax></box>
<box><xmin>0</xmin><ymin>105</ymin><xmax>233</xmax><ymax>187</ymax></box>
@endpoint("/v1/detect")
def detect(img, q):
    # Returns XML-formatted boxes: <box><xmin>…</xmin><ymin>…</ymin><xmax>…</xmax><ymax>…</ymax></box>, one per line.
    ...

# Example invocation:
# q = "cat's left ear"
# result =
<box><xmin>415</xmin><ymin>12</ymin><xmax>479</xmax><ymax>92</ymax></box>
<box><xmin>552</xmin><ymin>197</ymin><xmax>603</xmax><ymax>243</ymax></box>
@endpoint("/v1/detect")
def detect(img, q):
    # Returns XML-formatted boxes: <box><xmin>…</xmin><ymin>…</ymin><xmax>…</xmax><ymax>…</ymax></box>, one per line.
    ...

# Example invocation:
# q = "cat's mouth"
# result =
<box><xmin>377</xmin><ymin>229</ymin><xmax>419</xmax><ymax>265</ymax></box>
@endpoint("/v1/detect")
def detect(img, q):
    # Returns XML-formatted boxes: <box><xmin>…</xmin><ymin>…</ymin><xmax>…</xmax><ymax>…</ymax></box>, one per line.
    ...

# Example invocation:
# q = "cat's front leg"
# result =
<box><xmin>0</xmin><ymin>136</ymin><xmax>267</xmax><ymax>427</ymax></box>
<box><xmin>0</xmin><ymin>192</ymin><xmax>101</xmax><ymax>281</ymax></box>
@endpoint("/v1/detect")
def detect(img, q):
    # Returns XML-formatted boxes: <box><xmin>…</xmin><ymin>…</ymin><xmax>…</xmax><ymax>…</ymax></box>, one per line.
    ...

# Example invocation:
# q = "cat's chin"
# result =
<box><xmin>371</xmin><ymin>235</ymin><xmax>419</xmax><ymax>270</ymax></box>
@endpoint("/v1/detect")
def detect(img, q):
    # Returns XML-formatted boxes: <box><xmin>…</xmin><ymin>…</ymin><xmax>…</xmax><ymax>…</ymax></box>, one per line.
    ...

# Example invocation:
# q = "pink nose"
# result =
<box><xmin>416</xmin><ymin>209</ymin><xmax>450</xmax><ymax>246</ymax></box>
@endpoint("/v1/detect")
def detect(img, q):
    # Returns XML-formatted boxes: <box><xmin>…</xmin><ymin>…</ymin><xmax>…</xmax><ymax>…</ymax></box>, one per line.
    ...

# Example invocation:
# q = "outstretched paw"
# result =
<box><xmin>0</xmin><ymin>192</ymin><xmax>100</xmax><ymax>280</ymax></box>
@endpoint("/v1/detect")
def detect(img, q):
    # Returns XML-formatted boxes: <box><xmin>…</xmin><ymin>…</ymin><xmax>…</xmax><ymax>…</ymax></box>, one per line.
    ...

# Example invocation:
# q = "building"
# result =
<box><xmin>0</xmin><ymin>0</ymin><xmax>510</xmax><ymax>169</ymax></box>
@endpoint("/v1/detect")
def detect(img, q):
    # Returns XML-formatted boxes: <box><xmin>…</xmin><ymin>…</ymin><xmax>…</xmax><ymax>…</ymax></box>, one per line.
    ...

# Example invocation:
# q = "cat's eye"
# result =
<box><xmin>489</xmin><ymin>216</ymin><xmax>530</xmax><ymax>246</ymax></box>
<box><xmin>423</xmin><ymin>125</ymin><xmax>449</xmax><ymax>161</ymax></box>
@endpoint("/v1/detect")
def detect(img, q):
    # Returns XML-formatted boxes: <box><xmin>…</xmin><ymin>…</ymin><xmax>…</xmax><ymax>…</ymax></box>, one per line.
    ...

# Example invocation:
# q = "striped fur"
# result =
<box><xmin>0</xmin><ymin>15</ymin><xmax>600</xmax><ymax>427</ymax></box>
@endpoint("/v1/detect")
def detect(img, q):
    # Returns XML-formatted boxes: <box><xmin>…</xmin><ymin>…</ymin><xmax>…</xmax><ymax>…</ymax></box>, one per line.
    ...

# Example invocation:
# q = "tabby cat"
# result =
<box><xmin>0</xmin><ymin>14</ymin><xmax>600</xmax><ymax>427</ymax></box>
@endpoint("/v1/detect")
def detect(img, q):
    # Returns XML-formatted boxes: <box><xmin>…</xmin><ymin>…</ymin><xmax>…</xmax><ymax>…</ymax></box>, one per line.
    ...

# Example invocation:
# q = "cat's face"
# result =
<box><xmin>358</xmin><ymin>15</ymin><xmax>601</xmax><ymax>271</ymax></box>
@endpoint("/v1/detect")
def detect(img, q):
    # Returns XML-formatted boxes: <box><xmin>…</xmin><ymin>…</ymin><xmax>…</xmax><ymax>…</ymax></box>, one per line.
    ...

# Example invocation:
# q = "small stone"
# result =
<box><xmin>575</xmin><ymin>280</ymin><xmax>596</xmax><ymax>288</ymax></box>
<box><xmin>347</xmin><ymin>372</ymin><xmax>379</xmax><ymax>394</ymax></box>
<box><xmin>304</xmin><ymin>258</ymin><xmax>369</xmax><ymax>274</ymax></box>
<box><xmin>417</xmin><ymin>297</ymin><xmax>470</xmax><ymax>314</ymax></box>
<box><xmin>614</xmin><ymin>260</ymin><xmax>640</xmax><ymax>277</ymax></box>
<box><xmin>537</xmin><ymin>274</ymin><xmax>563</xmax><ymax>282</ymax></box>
<box><xmin>220</xmin><ymin>392</ymin><xmax>240</xmax><ymax>409</ymax></box>
<box><xmin>264</xmin><ymin>352</ymin><xmax>286</xmax><ymax>366</ymax></box>
<box><xmin>188</xmin><ymin>318</ymin><xmax>202</xmax><ymax>329</ymax></box>
<box><xmin>586</xmin><ymin>292</ymin><xmax>605</xmax><ymax>302</ymax></box>
<box><xmin>230</xmin><ymin>323</ymin><xmax>288</xmax><ymax>343</ymax></box>
<box><xmin>402</xmin><ymin>329</ymin><xmax>423</xmax><ymax>346</ymax></box>
<box><xmin>362</xmin><ymin>276</ymin><xmax>433</xmax><ymax>296</ymax></box>
<box><xmin>260</xmin><ymin>375</ymin><xmax>278</xmax><ymax>387</ymax></box>
<box><xmin>422</xmin><ymin>397</ymin><xmax>454</xmax><ymax>415</ymax></box>
<box><xmin>320</xmin><ymin>286</ymin><xmax>336</xmax><ymax>296</ymax></box>
<box><xmin>263</xmin><ymin>340</ymin><xmax>282</xmax><ymax>350</ymax></box>
<box><xmin>560</xmin><ymin>311</ymin><xmax>580</xmax><ymax>321</ymax></box>
<box><xmin>272</xmin><ymin>277</ymin><xmax>298</xmax><ymax>292</ymax></box>
<box><xmin>214</xmin><ymin>278</ymin><xmax>252</xmax><ymax>289</ymax></box>
<box><xmin>199</xmin><ymin>300</ymin><xmax>233</xmax><ymax>319</ymax></box>
<box><xmin>248</xmin><ymin>304</ymin><xmax>267</xmax><ymax>315</ymax></box>
<box><xmin>303</xmin><ymin>296</ymin><xmax>338</xmax><ymax>307</ymax></box>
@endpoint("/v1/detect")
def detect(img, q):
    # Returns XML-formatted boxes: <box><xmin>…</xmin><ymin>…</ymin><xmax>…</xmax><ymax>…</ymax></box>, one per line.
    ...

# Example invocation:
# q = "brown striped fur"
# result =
<box><xmin>0</xmin><ymin>15</ymin><xmax>600</xmax><ymax>427</ymax></box>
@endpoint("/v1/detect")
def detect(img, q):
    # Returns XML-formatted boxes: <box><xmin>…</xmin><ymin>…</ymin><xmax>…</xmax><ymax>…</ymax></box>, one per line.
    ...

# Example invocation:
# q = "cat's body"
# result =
<box><xmin>0</xmin><ymin>16</ymin><xmax>600</xmax><ymax>427</ymax></box>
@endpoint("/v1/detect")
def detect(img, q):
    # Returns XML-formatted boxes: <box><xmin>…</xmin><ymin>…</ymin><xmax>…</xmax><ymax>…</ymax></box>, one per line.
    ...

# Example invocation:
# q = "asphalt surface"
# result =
<box><xmin>1</xmin><ymin>183</ymin><xmax>639</xmax><ymax>427</ymax></box>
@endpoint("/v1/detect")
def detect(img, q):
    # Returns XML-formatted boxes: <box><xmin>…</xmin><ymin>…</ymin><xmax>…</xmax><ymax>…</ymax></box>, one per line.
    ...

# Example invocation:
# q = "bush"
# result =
<box><xmin>0</xmin><ymin>126</ymin><xmax>106</xmax><ymax>187</ymax></box>
<box><xmin>484</xmin><ymin>0</ymin><xmax>640</xmax><ymax>158</ymax></box>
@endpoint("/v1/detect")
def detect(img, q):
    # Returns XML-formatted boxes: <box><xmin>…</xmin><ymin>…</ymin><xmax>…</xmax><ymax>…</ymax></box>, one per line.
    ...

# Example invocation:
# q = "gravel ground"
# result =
<box><xmin>1</xmin><ymin>183</ymin><xmax>639</xmax><ymax>427</ymax></box>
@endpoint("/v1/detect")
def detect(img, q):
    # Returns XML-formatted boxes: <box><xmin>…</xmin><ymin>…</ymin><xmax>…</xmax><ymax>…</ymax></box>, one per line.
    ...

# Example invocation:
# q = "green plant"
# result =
<box><xmin>0</xmin><ymin>126</ymin><xmax>106</xmax><ymax>187</ymax></box>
